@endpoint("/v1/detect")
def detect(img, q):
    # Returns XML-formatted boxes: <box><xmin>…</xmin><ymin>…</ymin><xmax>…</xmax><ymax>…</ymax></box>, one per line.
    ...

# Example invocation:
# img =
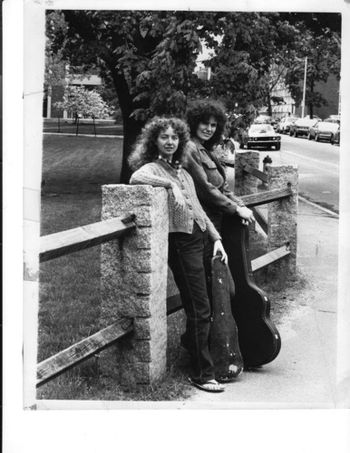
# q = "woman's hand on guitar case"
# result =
<box><xmin>213</xmin><ymin>240</ymin><xmax>228</xmax><ymax>265</ymax></box>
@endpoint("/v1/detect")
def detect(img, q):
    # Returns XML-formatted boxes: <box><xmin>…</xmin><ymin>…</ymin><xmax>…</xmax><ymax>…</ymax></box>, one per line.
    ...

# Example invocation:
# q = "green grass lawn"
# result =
<box><xmin>43</xmin><ymin>119</ymin><xmax>123</xmax><ymax>136</ymax></box>
<box><xmin>38</xmin><ymin>134</ymin><xmax>192</xmax><ymax>401</ymax></box>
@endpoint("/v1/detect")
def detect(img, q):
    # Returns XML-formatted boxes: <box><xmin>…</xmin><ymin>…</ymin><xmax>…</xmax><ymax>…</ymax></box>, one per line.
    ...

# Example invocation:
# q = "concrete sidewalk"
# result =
<box><xmin>183</xmin><ymin>199</ymin><xmax>339</xmax><ymax>408</ymax></box>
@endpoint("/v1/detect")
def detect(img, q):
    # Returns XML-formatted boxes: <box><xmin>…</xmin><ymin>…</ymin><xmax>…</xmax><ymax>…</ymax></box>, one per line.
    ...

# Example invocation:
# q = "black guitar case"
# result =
<box><xmin>221</xmin><ymin>214</ymin><xmax>281</xmax><ymax>367</ymax></box>
<box><xmin>210</xmin><ymin>255</ymin><xmax>244</xmax><ymax>382</ymax></box>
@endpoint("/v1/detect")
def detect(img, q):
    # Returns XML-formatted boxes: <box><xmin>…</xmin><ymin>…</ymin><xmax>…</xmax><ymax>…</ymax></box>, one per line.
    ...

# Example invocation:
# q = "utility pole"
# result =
<box><xmin>301</xmin><ymin>57</ymin><xmax>308</xmax><ymax>118</ymax></box>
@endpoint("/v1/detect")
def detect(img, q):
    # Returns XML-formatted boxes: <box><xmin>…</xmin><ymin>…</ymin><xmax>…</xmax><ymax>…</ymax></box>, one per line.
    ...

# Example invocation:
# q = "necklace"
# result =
<box><xmin>158</xmin><ymin>155</ymin><xmax>182</xmax><ymax>176</ymax></box>
<box><xmin>157</xmin><ymin>155</ymin><xmax>172</xmax><ymax>165</ymax></box>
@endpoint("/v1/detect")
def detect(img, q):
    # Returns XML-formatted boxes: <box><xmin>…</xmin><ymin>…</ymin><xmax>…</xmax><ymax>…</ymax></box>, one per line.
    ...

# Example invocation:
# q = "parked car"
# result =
<box><xmin>239</xmin><ymin>124</ymin><xmax>281</xmax><ymax>150</ymax></box>
<box><xmin>330</xmin><ymin>127</ymin><xmax>340</xmax><ymax>145</ymax></box>
<box><xmin>289</xmin><ymin>117</ymin><xmax>320</xmax><ymax>138</ymax></box>
<box><xmin>253</xmin><ymin>115</ymin><xmax>272</xmax><ymax>125</ymax></box>
<box><xmin>308</xmin><ymin>121</ymin><xmax>340</xmax><ymax>142</ymax></box>
<box><xmin>325</xmin><ymin>116</ymin><xmax>340</xmax><ymax>144</ymax></box>
<box><xmin>276</xmin><ymin>116</ymin><xmax>299</xmax><ymax>134</ymax></box>
<box><xmin>325</xmin><ymin>115</ymin><xmax>340</xmax><ymax>124</ymax></box>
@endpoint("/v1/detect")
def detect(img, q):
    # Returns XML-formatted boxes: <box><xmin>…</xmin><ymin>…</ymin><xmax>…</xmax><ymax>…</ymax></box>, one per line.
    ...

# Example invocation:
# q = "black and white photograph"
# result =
<box><xmin>3</xmin><ymin>0</ymin><xmax>350</xmax><ymax>451</ymax></box>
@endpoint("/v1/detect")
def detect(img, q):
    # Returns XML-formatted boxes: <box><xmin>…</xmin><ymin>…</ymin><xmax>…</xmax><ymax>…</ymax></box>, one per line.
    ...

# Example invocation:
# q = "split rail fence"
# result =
<box><xmin>37</xmin><ymin>150</ymin><xmax>298</xmax><ymax>388</ymax></box>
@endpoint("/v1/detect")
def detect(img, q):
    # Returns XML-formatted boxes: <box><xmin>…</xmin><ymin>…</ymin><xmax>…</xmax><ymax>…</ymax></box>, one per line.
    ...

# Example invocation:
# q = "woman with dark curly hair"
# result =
<box><xmin>129</xmin><ymin>116</ymin><xmax>228</xmax><ymax>393</ymax></box>
<box><xmin>184</xmin><ymin>99</ymin><xmax>255</xmax><ymax>231</ymax></box>
<box><xmin>185</xmin><ymin>102</ymin><xmax>282</xmax><ymax>372</ymax></box>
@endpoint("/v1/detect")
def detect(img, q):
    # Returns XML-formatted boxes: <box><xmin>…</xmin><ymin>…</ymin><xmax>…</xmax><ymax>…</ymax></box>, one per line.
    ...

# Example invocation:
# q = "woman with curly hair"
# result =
<box><xmin>185</xmin><ymin>102</ymin><xmax>282</xmax><ymax>372</ymax></box>
<box><xmin>129</xmin><ymin>116</ymin><xmax>228</xmax><ymax>393</ymax></box>
<box><xmin>184</xmin><ymin>99</ymin><xmax>255</xmax><ymax>231</ymax></box>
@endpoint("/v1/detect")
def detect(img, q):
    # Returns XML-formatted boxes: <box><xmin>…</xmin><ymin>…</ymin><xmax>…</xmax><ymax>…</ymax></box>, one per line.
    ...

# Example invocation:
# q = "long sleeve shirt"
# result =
<box><xmin>183</xmin><ymin>139</ymin><xmax>245</xmax><ymax>213</ymax></box>
<box><xmin>129</xmin><ymin>160</ymin><xmax>221</xmax><ymax>242</ymax></box>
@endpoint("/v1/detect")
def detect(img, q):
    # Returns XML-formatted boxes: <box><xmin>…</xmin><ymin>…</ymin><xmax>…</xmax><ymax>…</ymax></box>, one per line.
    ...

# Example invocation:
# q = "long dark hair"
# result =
<box><xmin>129</xmin><ymin>117</ymin><xmax>190</xmax><ymax>171</ymax></box>
<box><xmin>186</xmin><ymin>99</ymin><xmax>227</xmax><ymax>150</ymax></box>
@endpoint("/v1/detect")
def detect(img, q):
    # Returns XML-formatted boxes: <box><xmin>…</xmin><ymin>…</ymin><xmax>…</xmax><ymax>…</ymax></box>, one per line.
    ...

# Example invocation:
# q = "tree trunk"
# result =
<box><xmin>120</xmin><ymin>117</ymin><xmax>143</xmax><ymax>183</ymax></box>
<box><xmin>308</xmin><ymin>81</ymin><xmax>314</xmax><ymax>119</ymax></box>
<box><xmin>267</xmin><ymin>91</ymin><xmax>272</xmax><ymax>117</ymax></box>
<box><xmin>109</xmin><ymin>67</ymin><xmax>144</xmax><ymax>183</ymax></box>
<box><xmin>308</xmin><ymin>103</ymin><xmax>313</xmax><ymax>119</ymax></box>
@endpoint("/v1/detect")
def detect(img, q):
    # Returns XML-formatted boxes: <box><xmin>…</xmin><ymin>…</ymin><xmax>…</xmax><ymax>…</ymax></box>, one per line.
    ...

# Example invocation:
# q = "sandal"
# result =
<box><xmin>216</xmin><ymin>376</ymin><xmax>236</xmax><ymax>384</ymax></box>
<box><xmin>189</xmin><ymin>378</ymin><xmax>225</xmax><ymax>393</ymax></box>
<box><xmin>216</xmin><ymin>368</ymin><xmax>244</xmax><ymax>383</ymax></box>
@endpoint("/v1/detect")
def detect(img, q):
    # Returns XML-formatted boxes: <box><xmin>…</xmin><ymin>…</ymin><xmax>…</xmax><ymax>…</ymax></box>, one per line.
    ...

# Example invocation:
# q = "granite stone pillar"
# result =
<box><xmin>266</xmin><ymin>164</ymin><xmax>298</xmax><ymax>276</ymax></box>
<box><xmin>100</xmin><ymin>185</ymin><xmax>169</xmax><ymax>386</ymax></box>
<box><xmin>235</xmin><ymin>150</ymin><xmax>260</xmax><ymax>196</ymax></box>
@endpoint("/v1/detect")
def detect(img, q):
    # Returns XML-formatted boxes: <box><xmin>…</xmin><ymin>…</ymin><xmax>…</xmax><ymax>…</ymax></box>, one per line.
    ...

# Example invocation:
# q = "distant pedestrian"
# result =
<box><xmin>129</xmin><ymin>116</ymin><xmax>228</xmax><ymax>393</ymax></box>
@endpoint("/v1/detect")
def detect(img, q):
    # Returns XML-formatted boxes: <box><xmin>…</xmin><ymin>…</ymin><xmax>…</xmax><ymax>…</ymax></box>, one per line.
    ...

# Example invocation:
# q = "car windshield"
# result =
<box><xmin>254</xmin><ymin>116</ymin><xmax>271</xmax><ymax>123</ymax></box>
<box><xmin>324</xmin><ymin>118</ymin><xmax>340</xmax><ymax>124</ymax></box>
<box><xmin>249</xmin><ymin>125</ymin><xmax>274</xmax><ymax>133</ymax></box>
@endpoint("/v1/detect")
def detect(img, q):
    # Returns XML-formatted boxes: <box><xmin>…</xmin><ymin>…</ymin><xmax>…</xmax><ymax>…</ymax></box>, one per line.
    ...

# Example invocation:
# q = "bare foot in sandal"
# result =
<box><xmin>189</xmin><ymin>378</ymin><xmax>225</xmax><ymax>393</ymax></box>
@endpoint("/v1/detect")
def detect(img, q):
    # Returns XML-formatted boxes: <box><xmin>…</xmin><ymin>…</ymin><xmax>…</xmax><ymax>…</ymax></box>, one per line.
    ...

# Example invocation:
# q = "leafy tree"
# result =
<box><xmin>47</xmin><ymin>11</ymin><xmax>340</xmax><ymax>180</ymax></box>
<box><xmin>44</xmin><ymin>10</ymin><xmax>69</xmax><ymax>105</ymax></box>
<box><xmin>206</xmin><ymin>12</ymin><xmax>341</xmax><ymax>120</ymax></box>
<box><xmin>279</xmin><ymin>13</ymin><xmax>341</xmax><ymax>118</ymax></box>
<box><xmin>53</xmin><ymin>10</ymin><xmax>206</xmax><ymax>181</ymax></box>
<box><xmin>50</xmin><ymin>11</ymin><xmax>296</xmax><ymax>181</ymax></box>
<box><xmin>200</xmin><ymin>13</ymin><xmax>300</xmax><ymax>116</ymax></box>
<box><xmin>284</xmin><ymin>33</ymin><xmax>340</xmax><ymax>117</ymax></box>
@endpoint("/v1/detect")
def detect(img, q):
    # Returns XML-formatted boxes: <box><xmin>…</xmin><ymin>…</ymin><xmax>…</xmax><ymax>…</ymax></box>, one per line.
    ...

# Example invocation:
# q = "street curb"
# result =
<box><xmin>43</xmin><ymin>132</ymin><xmax>123</xmax><ymax>139</ymax></box>
<box><xmin>298</xmin><ymin>195</ymin><xmax>339</xmax><ymax>218</ymax></box>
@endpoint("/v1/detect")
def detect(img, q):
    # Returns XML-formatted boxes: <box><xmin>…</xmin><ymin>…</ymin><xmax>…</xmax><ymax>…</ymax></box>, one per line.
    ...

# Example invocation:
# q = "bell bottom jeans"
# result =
<box><xmin>168</xmin><ymin>223</ymin><xmax>215</xmax><ymax>384</ymax></box>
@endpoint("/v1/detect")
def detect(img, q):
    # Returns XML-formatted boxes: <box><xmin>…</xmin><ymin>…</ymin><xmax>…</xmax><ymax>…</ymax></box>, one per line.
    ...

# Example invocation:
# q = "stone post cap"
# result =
<box><xmin>102</xmin><ymin>184</ymin><xmax>167</xmax><ymax>206</ymax></box>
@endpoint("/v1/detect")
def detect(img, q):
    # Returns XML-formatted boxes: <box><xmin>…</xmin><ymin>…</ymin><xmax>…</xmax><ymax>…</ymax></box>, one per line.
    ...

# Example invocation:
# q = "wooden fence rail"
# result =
<box><xmin>165</xmin><ymin>243</ymin><xmax>291</xmax><ymax>316</ymax></box>
<box><xmin>237</xmin><ymin>155</ymin><xmax>296</xmax><ymax>280</ymax></box>
<box><xmin>251</xmin><ymin>207</ymin><xmax>268</xmax><ymax>234</ymax></box>
<box><xmin>37</xmin><ymin>319</ymin><xmax>134</xmax><ymax>387</ymax></box>
<box><xmin>40</xmin><ymin>214</ymin><xmax>136</xmax><ymax>263</ymax></box>
<box><xmin>37</xmin><ymin>214</ymin><xmax>137</xmax><ymax>387</ymax></box>
<box><xmin>240</xmin><ymin>187</ymin><xmax>293</xmax><ymax>208</ymax></box>
<box><xmin>251</xmin><ymin>244</ymin><xmax>290</xmax><ymax>272</ymax></box>
<box><xmin>243</xmin><ymin>164</ymin><xmax>269</xmax><ymax>183</ymax></box>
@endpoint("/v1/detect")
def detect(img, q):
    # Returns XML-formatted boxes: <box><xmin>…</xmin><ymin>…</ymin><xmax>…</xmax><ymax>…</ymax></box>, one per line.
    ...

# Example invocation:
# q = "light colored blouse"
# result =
<box><xmin>130</xmin><ymin>159</ymin><xmax>221</xmax><ymax>242</ymax></box>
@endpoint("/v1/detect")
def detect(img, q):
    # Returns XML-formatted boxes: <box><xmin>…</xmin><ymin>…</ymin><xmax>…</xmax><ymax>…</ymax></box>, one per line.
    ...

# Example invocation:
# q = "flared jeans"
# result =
<box><xmin>168</xmin><ymin>223</ymin><xmax>215</xmax><ymax>383</ymax></box>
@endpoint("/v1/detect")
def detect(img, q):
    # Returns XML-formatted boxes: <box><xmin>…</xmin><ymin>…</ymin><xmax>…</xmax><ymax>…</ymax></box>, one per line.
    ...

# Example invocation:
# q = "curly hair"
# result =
<box><xmin>186</xmin><ymin>99</ymin><xmax>227</xmax><ymax>150</ymax></box>
<box><xmin>129</xmin><ymin>117</ymin><xmax>190</xmax><ymax>171</ymax></box>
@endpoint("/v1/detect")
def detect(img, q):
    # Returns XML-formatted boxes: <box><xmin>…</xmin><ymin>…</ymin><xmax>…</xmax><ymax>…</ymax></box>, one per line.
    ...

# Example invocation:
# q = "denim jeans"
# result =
<box><xmin>168</xmin><ymin>223</ymin><xmax>215</xmax><ymax>383</ymax></box>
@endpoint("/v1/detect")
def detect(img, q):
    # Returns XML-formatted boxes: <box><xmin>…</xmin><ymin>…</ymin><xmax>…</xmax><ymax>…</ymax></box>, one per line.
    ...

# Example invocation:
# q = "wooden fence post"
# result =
<box><xmin>266</xmin><ymin>164</ymin><xmax>298</xmax><ymax>276</ymax></box>
<box><xmin>100</xmin><ymin>185</ymin><xmax>169</xmax><ymax>388</ymax></box>
<box><xmin>234</xmin><ymin>150</ymin><xmax>260</xmax><ymax>196</ymax></box>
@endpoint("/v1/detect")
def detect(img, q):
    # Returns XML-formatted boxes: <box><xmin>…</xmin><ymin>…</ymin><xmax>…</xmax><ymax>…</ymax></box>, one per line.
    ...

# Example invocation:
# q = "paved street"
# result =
<box><xmin>258</xmin><ymin>134</ymin><xmax>339</xmax><ymax>213</ymax></box>
<box><xmin>183</xmin><ymin>140</ymin><xmax>341</xmax><ymax>407</ymax></box>
<box><xmin>184</xmin><ymin>200</ymin><xmax>338</xmax><ymax>408</ymax></box>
